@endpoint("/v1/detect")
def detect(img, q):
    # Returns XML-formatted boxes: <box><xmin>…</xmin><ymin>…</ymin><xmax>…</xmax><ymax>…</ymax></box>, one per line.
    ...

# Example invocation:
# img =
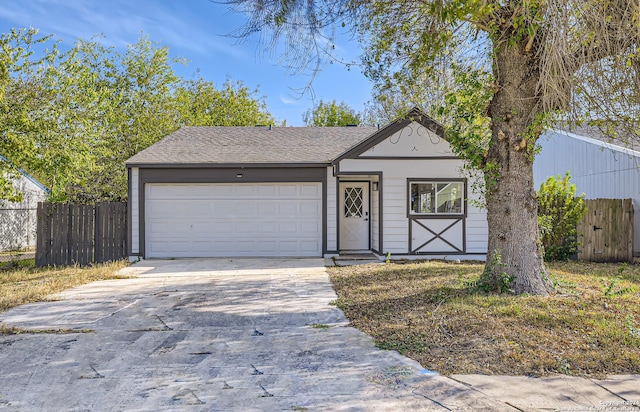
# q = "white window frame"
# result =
<box><xmin>409</xmin><ymin>180</ymin><xmax>465</xmax><ymax>216</ymax></box>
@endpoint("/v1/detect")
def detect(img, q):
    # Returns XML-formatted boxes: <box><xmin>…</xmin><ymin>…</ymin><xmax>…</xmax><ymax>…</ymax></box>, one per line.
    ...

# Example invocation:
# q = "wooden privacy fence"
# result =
<box><xmin>36</xmin><ymin>202</ymin><xmax>127</xmax><ymax>267</ymax></box>
<box><xmin>577</xmin><ymin>199</ymin><xmax>633</xmax><ymax>262</ymax></box>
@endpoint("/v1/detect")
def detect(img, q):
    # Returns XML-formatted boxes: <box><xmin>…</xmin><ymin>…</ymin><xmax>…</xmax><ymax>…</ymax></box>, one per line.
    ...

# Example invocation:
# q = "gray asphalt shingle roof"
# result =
<box><xmin>126</xmin><ymin>126</ymin><xmax>379</xmax><ymax>165</ymax></box>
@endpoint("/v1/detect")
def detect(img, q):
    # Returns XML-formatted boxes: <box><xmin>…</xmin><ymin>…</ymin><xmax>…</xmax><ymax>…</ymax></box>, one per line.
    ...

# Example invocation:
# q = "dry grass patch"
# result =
<box><xmin>328</xmin><ymin>261</ymin><xmax>640</xmax><ymax>377</ymax></box>
<box><xmin>0</xmin><ymin>324</ymin><xmax>93</xmax><ymax>335</ymax></box>
<box><xmin>0</xmin><ymin>259</ymin><xmax>130</xmax><ymax>313</ymax></box>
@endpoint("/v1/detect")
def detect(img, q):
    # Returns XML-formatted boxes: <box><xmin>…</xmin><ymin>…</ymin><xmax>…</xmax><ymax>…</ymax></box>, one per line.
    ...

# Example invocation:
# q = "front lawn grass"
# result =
<box><xmin>328</xmin><ymin>261</ymin><xmax>640</xmax><ymax>377</ymax></box>
<box><xmin>0</xmin><ymin>260</ymin><xmax>130</xmax><ymax>313</ymax></box>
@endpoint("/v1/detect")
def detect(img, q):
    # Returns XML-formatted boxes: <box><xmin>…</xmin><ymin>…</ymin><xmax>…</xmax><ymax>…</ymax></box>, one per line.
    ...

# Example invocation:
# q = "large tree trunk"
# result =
<box><xmin>482</xmin><ymin>39</ymin><xmax>553</xmax><ymax>296</ymax></box>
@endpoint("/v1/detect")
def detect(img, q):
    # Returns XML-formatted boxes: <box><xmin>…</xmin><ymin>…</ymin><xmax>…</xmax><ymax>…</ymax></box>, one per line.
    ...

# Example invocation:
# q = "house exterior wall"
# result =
<box><xmin>534</xmin><ymin>130</ymin><xmax>640</xmax><ymax>255</ymax></box>
<box><xmin>130</xmin><ymin>167</ymin><xmax>140</xmax><ymax>255</ymax></box>
<box><xmin>337</xmin><ymin>157</ymin><xmax>487</xmax><ymax>257</ymax></box>
<box><xmin>326</xmin><ymin>167</ymin><xmax>338</xmax><ymax>253</ymax></box>
<box><xmin>0</xmin><ymin>175</ymin><xmax>48</xmax><ymax>251</ymax></box>
<box><xmin>126</xmin><ymin>114</ymin><xmax>490</xmax><ymax>259</ymax></box>
<box><xmin>371</xmin><ymin>180</ymin><xmax>380</xmax><ymax>253</ymax></box>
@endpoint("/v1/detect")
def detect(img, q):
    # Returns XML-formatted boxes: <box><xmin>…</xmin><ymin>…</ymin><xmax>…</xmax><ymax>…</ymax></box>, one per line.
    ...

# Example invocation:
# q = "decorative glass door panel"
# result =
<box><xmin>339</xmin><ymin>182</ymin><xmax>369</xmax><ymax>250</ymax></box>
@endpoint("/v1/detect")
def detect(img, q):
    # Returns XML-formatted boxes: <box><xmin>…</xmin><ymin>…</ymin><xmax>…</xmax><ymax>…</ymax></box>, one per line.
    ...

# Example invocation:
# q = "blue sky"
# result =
<box><xmin>0</xmin><ymin>0</ymin><xmax>372</xmax><ymax>125</ymax></box>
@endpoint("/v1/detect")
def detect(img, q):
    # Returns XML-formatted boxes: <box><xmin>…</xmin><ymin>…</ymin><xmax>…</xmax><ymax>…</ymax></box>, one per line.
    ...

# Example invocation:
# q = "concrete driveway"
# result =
<box><xmin>0</xmin><ymin>259</ymin><xmax>636</xmax><ymax>411</ymax></box>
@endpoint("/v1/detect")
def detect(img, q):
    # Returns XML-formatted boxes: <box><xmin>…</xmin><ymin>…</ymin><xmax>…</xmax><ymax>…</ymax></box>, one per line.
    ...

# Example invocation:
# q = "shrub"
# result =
<box><xmin>537</xmin><ymin>172</ymin><xmax>587</xmax><ymax>261</ymax></box>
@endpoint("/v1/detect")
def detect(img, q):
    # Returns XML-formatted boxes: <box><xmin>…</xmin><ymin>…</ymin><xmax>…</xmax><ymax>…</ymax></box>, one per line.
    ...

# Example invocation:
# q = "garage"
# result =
<box><xmin>144</xmin><ymin>182</ymin><xmax>323</xmax><ymax>258</ymax></box>
<box><xmin>126</xmin><ymin>125</ymin><xmax>376</xmax><ymax>259</ymax></box>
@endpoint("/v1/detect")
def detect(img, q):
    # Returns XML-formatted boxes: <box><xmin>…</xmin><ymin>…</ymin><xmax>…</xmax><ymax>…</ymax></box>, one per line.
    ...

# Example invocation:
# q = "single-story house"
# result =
<box><xmin>126</xmin><ymin>108</ymin><xmax>488</xmax><ymax>259</ymax></box>
<box><xmin>0</xmin><ymin>156</ymin><xmax>49</xmax><ymax>251</ymax></box>
<box><xmin>534</xmin><ymin>128</ymin><xmax>639</xmax><ymax>257</ymax></box>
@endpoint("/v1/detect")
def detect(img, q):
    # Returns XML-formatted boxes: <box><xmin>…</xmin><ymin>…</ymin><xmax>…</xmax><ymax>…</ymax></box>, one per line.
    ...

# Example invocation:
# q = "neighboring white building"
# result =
<box><xmin>0</xmin><ymin>158</ymin><xmax>49</xmax><ymax>251</ymax></box>
<box><xmin>534</xmin><ymin>129</ymin><xmax>640</xmax><ymax>257</ymax></box>
<box><xmin>126</xmin><ymin>108</ymin><xmax>488</xmax><ymax>260</ymax></box>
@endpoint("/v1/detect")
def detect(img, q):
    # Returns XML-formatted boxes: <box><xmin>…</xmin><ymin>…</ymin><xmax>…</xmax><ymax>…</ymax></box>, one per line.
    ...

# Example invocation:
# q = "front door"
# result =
<box><xmin>339</xmin><ymin>182</ymin><xmax>370</xmax><ymax>250</ymax></box>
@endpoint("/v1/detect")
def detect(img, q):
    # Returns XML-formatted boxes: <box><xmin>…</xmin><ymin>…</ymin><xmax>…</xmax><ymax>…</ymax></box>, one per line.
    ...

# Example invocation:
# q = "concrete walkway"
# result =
<box><xmin>0</xmin><ymin>259</ymin><xmax>638</xmax><ymax>411</ymax></box>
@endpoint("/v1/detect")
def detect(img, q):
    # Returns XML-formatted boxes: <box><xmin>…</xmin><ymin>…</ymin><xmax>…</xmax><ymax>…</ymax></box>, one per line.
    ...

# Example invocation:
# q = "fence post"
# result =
<box><xmin>35</xmin><ymin>202</ymin><xmax>49</xmax><ymax>266</ymax></box>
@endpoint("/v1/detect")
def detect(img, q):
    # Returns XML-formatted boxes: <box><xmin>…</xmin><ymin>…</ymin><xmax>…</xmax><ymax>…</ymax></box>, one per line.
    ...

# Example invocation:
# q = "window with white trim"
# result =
<box><xmin>409</xmin><ymin>181</ymin><xmax>464</xmax><ymax>215</ymax></box>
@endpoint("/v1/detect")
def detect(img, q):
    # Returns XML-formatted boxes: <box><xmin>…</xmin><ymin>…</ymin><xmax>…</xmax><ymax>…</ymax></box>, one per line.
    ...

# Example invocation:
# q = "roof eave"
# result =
<box><xmin>0</xmin><ymin>154</ymin><xmax>50</xmax><ymax>194</ymax></box>
<box><xmin>125</xmin><ymin>162</ymin><xmax>332</xmax><ymax>169</ymax></box>
<box><xmin>549</xmin><ymin>129</ymin><xmax>640</xmax><ymax>158</ymax></box>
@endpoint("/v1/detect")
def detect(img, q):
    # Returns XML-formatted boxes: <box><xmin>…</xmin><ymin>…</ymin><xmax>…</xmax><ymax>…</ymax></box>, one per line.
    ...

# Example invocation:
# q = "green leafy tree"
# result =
<box><xmin>0</xmin><ymin>33</ymin><xmax>183</xmax><ymax>203</ymax></box>
<box><xmin>537</xmin><ymin>172</ymin><xmax>587</xmax><ymax>261</ymax></box>
<box><xmin>75</xmin><ymin>36</ymin><xmax>185</xmax><ymax>203</ymax></box>
<box><xmin>0</xmin><ymin>28</ymin><xmax>72</xmax><ymax>202</ymax></box>
<box><xmin>1</xmin><ymin>30</ymin><xmax>276</xmax><ymax>203</ymax></box>
<box><xmin>303</xmin><ymin>100</ymin><xmax>360</xmax><ymax>126</ymax></box>
<box><xmin>223</xmin><ymin>0</ymin><xmax>638</xmax><ymax>295</ymax></box>
<box><xmin>175</xmin><ymin>77</ymin><xmax>274</xmax><ymax>126</ymax></box>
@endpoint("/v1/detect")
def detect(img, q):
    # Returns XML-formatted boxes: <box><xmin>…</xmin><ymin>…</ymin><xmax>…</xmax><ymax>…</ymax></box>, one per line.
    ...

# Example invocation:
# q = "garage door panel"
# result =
<box><xmin>234</xmin><ymin>203</ymin><xmax>257</xmax><ymax>216</ymax></box>
<box><xmin>148</xmin><ymin>185</ymin><xmax>198</xmax><ymax>198</ymax></box>
<box><xmin>236</xmin><ymin>222</ymin><xmax>255</xmax><ymax>233</ymax></box>
<box><xmin>300</xmin><ymin>240</ymin><xmax>321</xmax><ymax>252</ymax></box>
<box><xmin>260</xmin><ymin>203</ymin><xmax>278</xmax><ymax>216</ymax></box>
<box><xmin>300</xmin><ymin>184</ymin><xmax>321</xmax><ymax>196</ymax></box>
<box><xmin>235</xmin><ymin>185</ymin><xmax>255</xmax><ymax>196</ymax></box>
<box><xmin>279</xmin><ymin>240</ymin><xmax>299</xmax><ymax>252</ymax></box>
<box><xmin>148</xmin><ymin>200</ymin><xmax>211</xmax><ymax>216</ymax></box>
<box><xmin>145</xmin><ymin>183</ymin><xmax>322</xmax><ymax>258</ymax></box>
<box><xmin>278</xmin><ymin>203</ymin><xmax>297</xmax><ymax>215</ymax></box>
<box><xmin>213</xmin><ymin>221</ymin><xmax>233</xmax><ymax>233</ymax></box>
<box><xmin>213</xmin><ymin>202</ymin><xmax>236</xmax><ymax>215</ymax></box>
<box><xmin>208</xmin><ymin>241</ymin><xmax>233</xmax><ymax>252</ymax></box>
<box><xmin>301</xmin><ymin>202</ymin><xmax>321</xmax><ymax>214</ymax></box>
<box><xmin>278</xmin><ymin>222</ymin><xmax>298</xmax><ymax>233</ymax></box>
<box><xmin>257</xmin><ymin>185</ymin><xmax>277</xmax><ymax>196</ymax></box>
<box><xmin>277</xmin><ymin>185</ymin><xmax>298</xmax><ymax>196</ymax></box>
<box><xmin>300</xmin><ymin>222</ymin><xmax>320</xmax><ymax>233</ymax></box>
<box><xmin>211</xmin><ymin>185</ymin><xmax>234</xmax><ymax>196</ymax></box>
<box><xmin>258</xmin><ymin>222</ymin><xmax>276</xmax><ymax>233</ymax></box>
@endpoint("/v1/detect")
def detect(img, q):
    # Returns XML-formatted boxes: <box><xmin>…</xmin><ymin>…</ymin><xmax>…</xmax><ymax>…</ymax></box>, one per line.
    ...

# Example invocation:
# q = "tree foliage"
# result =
<box><xmin>222</xmin><ymin>0</ymin><xmax>639</xmax><ymax>295</ymax></box>
<box><xmin>303</xmin><ymin>99</ymin><xmax>361</xmax><ymax>126</ymax></box>
<box><xmin>0</xmin><ymin>29</ymin><xmax>274</xmax><ymax>203</ymax></box>
<box><xmin>0</xmin><ymin>28</ymin><xmax>56</xmax><ymax>203</ymax></box>
<box><xmin>176</xmin><ymin>77</ymin><xmax>274</xmax><ymax>127</ymax></box>
<box><xmin>537</xmin><ymin>172</ymin><xmax>587</xmax><ymax>261</ymax></box>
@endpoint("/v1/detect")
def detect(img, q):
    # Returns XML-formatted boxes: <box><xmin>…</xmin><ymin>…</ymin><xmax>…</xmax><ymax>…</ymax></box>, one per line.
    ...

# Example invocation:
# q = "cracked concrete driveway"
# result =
<box><xmin>0</xmin><ymin>258</ymin><xmax>515</xmax><ymax>411</ymax></box>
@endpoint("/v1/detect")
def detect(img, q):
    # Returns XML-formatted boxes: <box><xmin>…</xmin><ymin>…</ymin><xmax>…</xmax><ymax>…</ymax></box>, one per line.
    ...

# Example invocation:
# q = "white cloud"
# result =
<box><xmin>0</xmin><ymin>0</ymin><xmax>248</xmax><ymax>60</ymax></box>
<box><xmin>279</xmin><ymin>94</ymin><xmax>304</xmax><ymax>106</ymax></box>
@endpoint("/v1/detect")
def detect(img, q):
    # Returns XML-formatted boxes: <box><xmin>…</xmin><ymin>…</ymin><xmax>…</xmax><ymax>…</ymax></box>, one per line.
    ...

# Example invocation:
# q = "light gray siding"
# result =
<box><xmin>338</xmin><ymin>158</ymin><xmax>488</xmax><ymax>256</ymax></box>
<box><xmin>326</xmin><ymin>167</ymin><xmax>338</xmax><ymax>253</ymax></box>
<box><xmin>0</xmin><ymin>175</ymin><xmax>48</xmax><ymax>251</ymax></box>
<box><xmin>130</xmin><ymin>167</ymin><xmax>140</xmax><ymax>255</ymax></box>
<box><xmin>371</xmin><ymin>182</ymin><xmax>380</xmax><ymax>253</ymax></box>
<box><xmin>534</xmin><ymin>130</ymin><xmax>640</xmax><ymax>255</ymax></box>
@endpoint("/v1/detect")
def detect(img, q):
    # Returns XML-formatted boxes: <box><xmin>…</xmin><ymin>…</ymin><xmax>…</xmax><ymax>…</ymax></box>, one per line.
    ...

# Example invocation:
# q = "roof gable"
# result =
<box><xmin>333</xmin><ymin>108</ymin><xmax>454</xmax><ymax>162</ymax></box>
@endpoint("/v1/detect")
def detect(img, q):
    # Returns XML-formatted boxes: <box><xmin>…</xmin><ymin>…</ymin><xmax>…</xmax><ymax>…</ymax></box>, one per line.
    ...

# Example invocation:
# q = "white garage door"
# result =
<box><xmin>145</xmin><ymin>183</ymin><xmax>323</xmax><ymax>258</ymax></box>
